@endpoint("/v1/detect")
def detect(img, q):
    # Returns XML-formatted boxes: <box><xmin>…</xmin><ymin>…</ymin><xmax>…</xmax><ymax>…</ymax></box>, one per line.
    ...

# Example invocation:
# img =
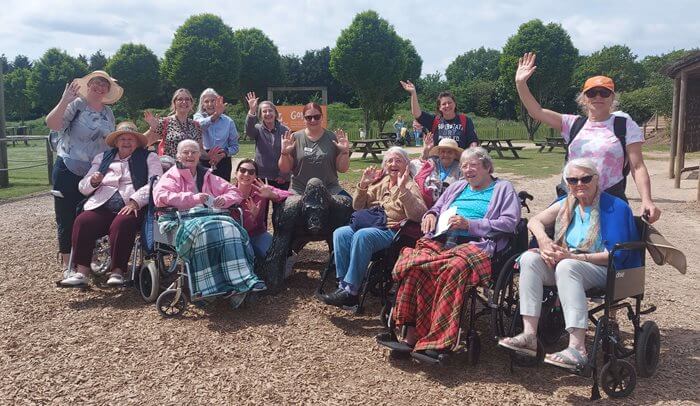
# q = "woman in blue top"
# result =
<box><xmin>45</xmin><ymin>70</ymin><xmax>123</xmax><ymax>274</ymax></box>
<box><xmin>498</xmin><ymin>158</ymin><xmax>641</xmax><ymax>370</ymax></box>
<box><xmin>193</xmin><ymin>88</ymin><xmax>239</xmax><ymax>181</ymax></box>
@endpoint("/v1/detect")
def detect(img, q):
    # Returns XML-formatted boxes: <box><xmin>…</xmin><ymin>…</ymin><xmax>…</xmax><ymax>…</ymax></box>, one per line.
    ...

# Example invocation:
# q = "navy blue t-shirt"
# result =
<box><xmin>418</xmin><ymin>111</ymin><xmax>478</xmax><ymax>149</ymax></box>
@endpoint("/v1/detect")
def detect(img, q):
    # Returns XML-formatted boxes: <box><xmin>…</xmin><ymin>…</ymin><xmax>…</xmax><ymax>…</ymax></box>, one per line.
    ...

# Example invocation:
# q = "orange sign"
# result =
<box><xmin>276</xmin><ymin>105</ymin><xmax>328</xmax><ymax>132</ymax></box>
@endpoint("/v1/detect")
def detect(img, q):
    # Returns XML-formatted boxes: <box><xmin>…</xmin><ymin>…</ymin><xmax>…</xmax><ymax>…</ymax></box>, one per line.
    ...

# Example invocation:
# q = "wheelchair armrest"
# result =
<box><xmin>611</xmin><ymin>241</ymin><xmax>646</xmax><ymax>254</ymax></box>
<box><xmin>394</xmin><ymin>220</ymin><xmax>422</xmax><ymax>243</ymax></box>
<box><xmin>485</xmin><ymin>230</ymin><xmax>515</xmax><ymax>240</ymax></box>
<box><xmin>154</xmin><ymin>206</ymin><xmax>178</xmax><ymax>216</ymax></box>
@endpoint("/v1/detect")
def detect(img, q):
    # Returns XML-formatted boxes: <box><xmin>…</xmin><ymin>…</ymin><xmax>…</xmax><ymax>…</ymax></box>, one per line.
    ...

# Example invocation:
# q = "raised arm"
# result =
<box><xmin>278</xmin><ymin>130</ymin><xmax>296</xmax><ymax>174</ymax></box>
<box><xmin>514</xmin><ymin>52</ymin><xmax>562</xmax><ymax>131</ymax></box>
<box><xmin>333</xmin><ymin>129</ymin><xmax>350</xmax><ymax>173</ymax></box>
<box><xmin>46</xmin><ymin>81</ymin><xmax>80</xmax><ymax>131</ymax></box>
<box><xmin>400</xmin><ymin>80</ymin><xmax>422</xmax><ymax>119</ymax></box>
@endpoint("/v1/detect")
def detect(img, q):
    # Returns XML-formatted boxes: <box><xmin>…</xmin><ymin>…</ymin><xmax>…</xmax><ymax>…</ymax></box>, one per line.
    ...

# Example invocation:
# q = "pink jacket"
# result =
<box><xmin>233</xmin><ymin>185</ymin><xmax>291</xmax><ymax>236</ymax></box>
<box><xmin>79</xmin><ymin>151</ymin><xmax>162</xmax><ymax>211</ymax></box>
<box><xmin>153</xmin><ymin>166</ymin><xmax>242</xmax><ymax>210</ymax></box>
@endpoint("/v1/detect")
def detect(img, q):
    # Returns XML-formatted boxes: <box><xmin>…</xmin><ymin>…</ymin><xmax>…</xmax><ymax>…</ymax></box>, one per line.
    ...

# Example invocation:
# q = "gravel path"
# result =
<box><xmin>1</xmin><ymin>155</ymin><xmax>698</xmax><ymax>404</ymax></box>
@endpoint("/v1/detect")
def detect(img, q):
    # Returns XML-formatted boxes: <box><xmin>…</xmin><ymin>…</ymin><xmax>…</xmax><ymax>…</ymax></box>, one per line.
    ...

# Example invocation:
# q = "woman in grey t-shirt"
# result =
<box><xmin>45</xmin><ymin>71</ymin><xmax>122</xmax><ymax>274</ymax></box>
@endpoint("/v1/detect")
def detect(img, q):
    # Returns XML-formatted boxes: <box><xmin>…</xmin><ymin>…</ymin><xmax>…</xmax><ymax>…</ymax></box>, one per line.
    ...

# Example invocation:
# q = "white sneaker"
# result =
<box><xmin>106</xmin><ymin>274</ymin><xmax>124</xmax><ymax>287</ymax></box>
<box><xmin>284</xmin><ymin>251</ymin><xmax>298</xmax><ymax>280</ymax></box>
<box><xmin>60</xmin><ymin>272</ymin><xmax>87</xmax><ymax>287</ymax></box>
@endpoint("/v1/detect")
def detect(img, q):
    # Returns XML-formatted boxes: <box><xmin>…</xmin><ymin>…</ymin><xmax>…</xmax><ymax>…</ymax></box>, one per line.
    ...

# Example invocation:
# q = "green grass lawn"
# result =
<box><xmin>0</xmin><ymin>140</ymin><xmax>53</xmax><ymax>200</ymax></box>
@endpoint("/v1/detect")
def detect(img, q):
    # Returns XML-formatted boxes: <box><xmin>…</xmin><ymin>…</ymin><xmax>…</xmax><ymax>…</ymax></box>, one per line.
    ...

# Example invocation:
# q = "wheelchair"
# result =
<box><xmin>376</xmin><ymin>191</ymin><xmax>533</xmax><ymax>365</ymax></box>
<box><xmin>150</xmin><ymin>206</ymin><xmax>249</xmax><ymax>318</ymax></box>
<box><xmin>317</xmin><ymin>219</ymin><xmax>423</xmax><ymax>315</ymax></box>
<box><xmin>495</xmin><ymin>216</ymin><xmax>661</xmax><ymax>400</ymax></box>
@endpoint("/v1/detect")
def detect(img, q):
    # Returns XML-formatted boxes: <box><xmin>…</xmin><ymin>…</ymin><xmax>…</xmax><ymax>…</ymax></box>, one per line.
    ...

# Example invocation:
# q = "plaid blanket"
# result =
<box><xmin>392</xmin><ymin>237</ymin><xmax>491</xmax><ymax>352</ymax></box>
<box><xmin>158</xmin><ymin>207</ymin><xmax>259</xmax><ymax>297</ymax></box>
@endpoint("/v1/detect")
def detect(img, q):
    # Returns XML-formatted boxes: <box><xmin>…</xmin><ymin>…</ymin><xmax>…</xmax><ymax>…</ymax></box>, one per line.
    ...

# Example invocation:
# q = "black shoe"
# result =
<box><xmin>321</xmin><ymin>289</ymin><xmax>358</xmax><ymax>307</ymax></box>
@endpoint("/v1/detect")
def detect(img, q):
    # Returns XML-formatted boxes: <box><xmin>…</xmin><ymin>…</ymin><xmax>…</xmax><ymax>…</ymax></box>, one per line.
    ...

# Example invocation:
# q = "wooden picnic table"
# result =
<box><xmin>350</xmin><ymin>138</ymin><xmax>392</xmax><ymax>161</ymax></box>
<box><xmin>535</xmin><ymin>137</ymin><xmax>566</xmax><ymax>152</ymax></box>
<box><xmin>480</xmin><ymin>139</ymin><xmax>524</xmax><ymax>159</ymax></box>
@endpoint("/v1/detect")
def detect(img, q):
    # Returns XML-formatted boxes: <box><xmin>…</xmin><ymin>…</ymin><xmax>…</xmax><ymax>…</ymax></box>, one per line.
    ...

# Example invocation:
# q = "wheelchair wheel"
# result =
<box><xmin>491</xmin><ymin>253</ymin><xmax>522</xmax><ymax>338</ymax></box>
<box><xmin>467</xmin><ymin>329</ymin><xmax>481</xmax><ymax>366</ymax></box>
<box><xmin>156</xmin><ymin>289</ymin><xmax>187</xmax><ymax>318</ymax></box>
<box><xmin>90</xmin><ymin>236</ymin><xmax>111</xmax><ymax>275</ymax></box>
<box><xmin>138</xmin><ymin>260</ymin><xmax>160</xmax><ymax>303</ymax></box>
<box><xmin>599</xmin><ymin>359</ymin><xmax>637</xmax><ymax>398</ymax></box>
<box><xmin>635</xmin><ymin>321</ymin><xmax>660</xmax><ymax>378</ymax></box>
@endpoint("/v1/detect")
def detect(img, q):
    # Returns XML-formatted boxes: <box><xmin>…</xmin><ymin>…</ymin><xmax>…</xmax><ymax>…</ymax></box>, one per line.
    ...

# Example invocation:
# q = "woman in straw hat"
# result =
<box><xmin>411</xmin><ymin>136</ymin><xmax>464</xmax><ymax>207</ymax></box>
<box><xmin>59</xmin><ymin>122</ymin><xmax>163</xmax><ymax>287</ymax></box>
<box><xmin>514</xmin><ymin>52</ymin><xmax>660</xmax><ymax>223</ymax></box>
<box><xmin>46</xmin><ymin>70</ymin><xmax>124</xmax><ymax>275</ymax></box>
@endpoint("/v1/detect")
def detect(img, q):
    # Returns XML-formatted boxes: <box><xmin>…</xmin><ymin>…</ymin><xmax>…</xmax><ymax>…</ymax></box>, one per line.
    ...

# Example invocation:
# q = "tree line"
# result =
<box><xmin>1</xmin><ymin>12</ymin><xmax>695</xmax><ymax>138</ymax></box>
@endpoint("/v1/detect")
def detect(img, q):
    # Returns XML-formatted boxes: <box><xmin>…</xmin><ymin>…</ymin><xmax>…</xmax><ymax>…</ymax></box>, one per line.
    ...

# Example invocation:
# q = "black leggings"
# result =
<box><xmin>52</xmin><ymin>157</ymin><xmax>84</xmax><ymax>254</ymax></box>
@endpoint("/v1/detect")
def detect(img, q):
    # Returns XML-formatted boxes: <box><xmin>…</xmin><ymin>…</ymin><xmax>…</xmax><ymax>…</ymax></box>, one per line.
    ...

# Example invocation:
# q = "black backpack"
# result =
<box><xmin>556</xmin><ymin>115</ymin><xmax>629</xmax><ymax>199</ymax></box>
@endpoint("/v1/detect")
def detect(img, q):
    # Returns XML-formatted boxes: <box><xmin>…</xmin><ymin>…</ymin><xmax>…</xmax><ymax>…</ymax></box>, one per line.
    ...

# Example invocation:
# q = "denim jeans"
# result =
<box><xmin>332</xmin><ymin>225</ymin><xmax>396</xmax><ymax>293</ymax></box>
<box><xmin>248</xmin><ymin>231</ymin><xmax>273</xmax><ymax>259</ymax></box>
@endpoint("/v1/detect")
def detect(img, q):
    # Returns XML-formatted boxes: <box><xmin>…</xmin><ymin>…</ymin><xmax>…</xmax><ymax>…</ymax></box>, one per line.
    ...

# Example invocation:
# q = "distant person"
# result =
<box><xmin>400</xmin><ymin>80</ymin><xmax>478</xmax><ymax>157</ymax></box>
<box><xmin>45</xmin><ymin>70</ymin><xmax>123</xmax><ymax>275</ymax></box>
<box><xmin>412</xmin><ymin>120</ymin><xmax>424</xmax><ymax>147</ymax></box>
<box><xmin>193</xmin><ymin>88</ymin><xmax>239</xmax><ymax>181</ymax></box>
<box><xmin>244</xmin><ymin>92</ymin><xmax>290</xmax><ymax>190</ymax></box>
<box><xmin>514</xmin><ymin>52</ymin><xmax>660</xmax><ymax>222</ymax></box>
<box><xmin>144</xmin><ymin>88</ymin><xmax>205</xmax><ymax>161</ymax></box>
<box><xmin>393</xmin><ymin>115</ymin><xmax>406</xmax><ymax>145</ymax></box>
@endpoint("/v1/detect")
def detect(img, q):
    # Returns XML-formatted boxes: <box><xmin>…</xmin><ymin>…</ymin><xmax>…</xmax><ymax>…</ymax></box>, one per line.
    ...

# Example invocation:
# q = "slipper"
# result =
<box><xmin>544</xmin><ymin>346</ymin><xmax>588</xmax><ymax>370</ymax></box>
<box><xmin>498</xmin><ymin>333</ymin><xmax>537</xmax><ymax>357</ymax></box>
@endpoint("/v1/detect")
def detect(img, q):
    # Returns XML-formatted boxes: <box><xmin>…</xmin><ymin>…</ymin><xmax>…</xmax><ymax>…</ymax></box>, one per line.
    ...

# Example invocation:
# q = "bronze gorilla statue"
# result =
<box><xmin>256</xmin><ymin>178</ymin><xmax>353</xmax><ymax>292</ymax></box>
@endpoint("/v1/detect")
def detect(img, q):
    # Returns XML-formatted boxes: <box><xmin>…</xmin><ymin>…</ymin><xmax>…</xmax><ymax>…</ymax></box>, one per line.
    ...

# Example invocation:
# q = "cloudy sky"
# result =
<box><xmin>1</xmin><ymin>0</ymin><xmax>697</xmax><ymax>76</ymax></box>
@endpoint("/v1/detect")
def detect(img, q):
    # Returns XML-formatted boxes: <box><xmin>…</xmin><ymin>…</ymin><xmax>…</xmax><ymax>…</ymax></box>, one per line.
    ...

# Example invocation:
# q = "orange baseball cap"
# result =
<box><xmin>582</xmin><ymin>76</ymin><xmax>615</xmax><ymax>93</ymax></box>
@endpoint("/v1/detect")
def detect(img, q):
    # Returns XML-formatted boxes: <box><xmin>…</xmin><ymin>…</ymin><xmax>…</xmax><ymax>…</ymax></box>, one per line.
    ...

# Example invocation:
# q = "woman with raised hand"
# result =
<box><xmin>514</xmin><ymin>52</ymin><xmax>660</xmax><ymax>222</ymax></box>
<box><xmin>45</xmin><ymin>70</ymin><xmax>123</xmax><ymax>275</ymax></box>
<box><xmin>144</xmin><ymin>88</ymin><xmax>204</xmax><ymax>160</ymax></box>
<box><xmin>193</xmin><ymin>88</ymin><xmax>239</xmax><ymax>181</ymax></box>
<box><xmin>400</xmin><ymin>80</ymin><xmax>478</xmax><ymax>158</ymax></box>
<box><xmin>245</xmin><ymin>91</ymin><xmax>290</xmax><ymax>190</ymax></box>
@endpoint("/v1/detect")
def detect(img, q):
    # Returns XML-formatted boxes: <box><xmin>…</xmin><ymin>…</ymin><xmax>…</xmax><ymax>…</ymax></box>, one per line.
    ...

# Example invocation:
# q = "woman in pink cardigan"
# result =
<box><xmin>153</xmin><ymin>140</ymin><xmax>241</xmax><ymax>210</ymax></box>
<box><xmin>232</xmin><ymin>158</ymin><xmax>291</xmax><ymax>259</ymax></box>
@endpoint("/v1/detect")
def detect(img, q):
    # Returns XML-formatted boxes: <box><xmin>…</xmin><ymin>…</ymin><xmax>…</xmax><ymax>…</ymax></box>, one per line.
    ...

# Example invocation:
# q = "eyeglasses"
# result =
<box><xmin>175</xmin><ymin>97</ymin><xmax>192</xmax><ymax>103</ymax></box>
<box><xmin>584</xmin><ymin>88</ymin><xmax>612</xmax><ymax>98</ymax></box>
<box><xmin>304</xmin><ymin>114</ymin><xmax>322</xmax><ymax>121</ymax></box>
<box><xmin>565</xmin><ymin>175</ymin><xmax>595</xmax><ymax>185</ymax></box>
<box><xmin>238</xmin><ymin>167</ymin><xmax>256</xmax><ymax>175</ymax></box>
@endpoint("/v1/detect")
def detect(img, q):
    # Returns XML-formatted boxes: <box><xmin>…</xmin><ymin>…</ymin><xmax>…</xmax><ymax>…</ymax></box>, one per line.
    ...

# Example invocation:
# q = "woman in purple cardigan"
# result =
<box><xmin>383</xmin><ymin>147</ymin><xmax>521</xmax><ymax>358</ymax></box>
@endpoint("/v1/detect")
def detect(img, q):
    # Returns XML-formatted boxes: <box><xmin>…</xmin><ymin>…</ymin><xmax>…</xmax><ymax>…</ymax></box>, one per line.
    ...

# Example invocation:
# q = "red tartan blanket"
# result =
<box><xmin>392</xmin><ymin>237</ymin><xmax>491</xmax><ymax>352</ymax></box>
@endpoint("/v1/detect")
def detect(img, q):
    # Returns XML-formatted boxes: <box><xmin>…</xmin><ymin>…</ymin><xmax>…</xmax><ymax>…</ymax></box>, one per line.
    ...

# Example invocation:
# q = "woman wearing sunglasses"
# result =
<box><xmin>515</xmin><ymin>52</ymin><xmax>660</xmax><ymax>223</ymax></box>
<box><xmin>232</xmin><ymin>159</ymin><xmax>291</xmax><ymax>259</ymax></box>
<box><xmin>278</xmin><ymin>102</ymin><xmax>350</xmax><ymax>196</ymax></box>
<box><xmin>498</xmin><ymin>158</ymin><xmax>641</xmax><ymax>369</ymax></box>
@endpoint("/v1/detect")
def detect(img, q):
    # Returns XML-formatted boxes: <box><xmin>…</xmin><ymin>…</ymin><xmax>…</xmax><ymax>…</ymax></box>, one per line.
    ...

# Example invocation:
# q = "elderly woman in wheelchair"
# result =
<box><xmin>498</xmin><ymin>158</ymin><xmax>641</xmax><ymax>370</ymax></box>
<box><xmin>318</xmin><ymin>147</ymin><xmax>427</xmax><ymax>308</ymax></box>
<box><xmin>152</xmin><ymin>139</ymin><xmax>267</xmax><ymax>301</ymax></box>
<box><xmin>379</xmin><ymin>146</ymin><xmax>521</xmax><ymax>361</ymax></box>
<box><xmin>59</xmin><ymin>122</ymin><xmax>163</xmax><ymax>288</ymax></box>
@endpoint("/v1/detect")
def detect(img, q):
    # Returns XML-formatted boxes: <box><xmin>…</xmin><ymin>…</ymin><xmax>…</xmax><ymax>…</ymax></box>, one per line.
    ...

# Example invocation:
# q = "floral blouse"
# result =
<box><xmin>155</xmin><ymin>116</ymin><xmax>202</xmax><ymax>158</ymax></box>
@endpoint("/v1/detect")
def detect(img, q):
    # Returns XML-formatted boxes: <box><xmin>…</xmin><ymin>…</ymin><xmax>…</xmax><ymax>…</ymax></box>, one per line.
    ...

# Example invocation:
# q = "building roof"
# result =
<box><xmin>664</xmin><ymin>51</ymin><xmax>700</xmax><ymax>78</ymax></box>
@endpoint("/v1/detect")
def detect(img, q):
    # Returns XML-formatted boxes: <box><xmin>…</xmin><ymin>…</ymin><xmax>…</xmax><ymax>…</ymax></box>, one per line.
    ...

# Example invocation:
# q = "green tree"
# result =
<box><xmin>26</xmin><ymin>48</ymin><xmax>88</xmax><ymax>114</ymax></box>
<box><xmin>415</xmin><ymin>72</ymin><xmax>447</xmax><ymax>111</ymax></box>
<box><xmin>453</xmin><ymin>79</ymin><xmax>497</xmax><ymax>117</ymax></box>
<box><xmin>105</xmin><ymin>43</ymin><xmax>160</xmax><ymax>117</ymax></box>
<box><xmin>499</xmin><ymin>19</ymin><xmax>579</xmax><ymax>139</ymax></box>
<box><xmin>619</xmin><ymin>86</ymin><xmax>657</xmax><ymax>124</ymax></box>
<box><xmin>330</xmin><ymin>10</ymin><xmax>408</xmax><ymax>133</ymax></box>
<box><xmin>234</xmin><ymin>28</ymin><xmax>283</xmax><ymax>99</ymax></box>
<box><xmin>445</xmin><ymin>47</ymin><xmax>501</xmax><ymax>86</ymax></box>
<box><xmin>572</xmin><ymin>45</ymin><xmax>645</xmax><ymax>92</ymax></box>
<box><xmin>300</xmin><ymin>47</ymin><xmax>355</xmax><ymax>105</ymax></box>
<box><xmin>89</xmin><ymin>50</ymin><xmax>108</xmax><ymax>71</ymax></box>
<box><xmin>3</xmin><ymin>68</ymin><xmax>31</xmax><ymax>122</ymax></box>
<box><xmin>12</xmin><ymin>55</ymin><xmax>31</xmax><ymax>70</ymax></box>
<box><xmin>0</xmin><ymin>54</ymin><xmax>10</xmax><ymax>73</ymax></box>
<box><xmin>372</xmin><ymin>38</ymin><xmax>422</xmax><ymax>131</ymax></box>
<box><xmin>161</xmin><ymin>14</ymin><xmax>240</xmax><ymax>100</ymax></box>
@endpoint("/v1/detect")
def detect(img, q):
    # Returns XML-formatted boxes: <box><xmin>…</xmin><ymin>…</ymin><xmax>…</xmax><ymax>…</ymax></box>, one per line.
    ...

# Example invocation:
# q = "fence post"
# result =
<box><xmin>496</xmin><ymin>122</ymin><xmax>499</xmax><ymax>139</ymax></box>
<box><xmin>0</xmin><ymin>63</ymin><xmax>8</xmax><ymax>188</ymax></box>
<box><xmin>46</xmin><ymin>137</ymin><xmax>54</xmax><ymax>185</ymax></box>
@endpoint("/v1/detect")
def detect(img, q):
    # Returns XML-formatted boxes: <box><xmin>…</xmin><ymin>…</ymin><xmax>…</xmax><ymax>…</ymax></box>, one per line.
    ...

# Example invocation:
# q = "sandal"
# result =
<box><xmin>498</xmin><ymin>333</ymin><xmax>537</xmax><ymax>356</ymax></box>
<box><xmin>544</xmin><ymin>346</ymin><xmax>588</xmax><ymax>370</ymax></box>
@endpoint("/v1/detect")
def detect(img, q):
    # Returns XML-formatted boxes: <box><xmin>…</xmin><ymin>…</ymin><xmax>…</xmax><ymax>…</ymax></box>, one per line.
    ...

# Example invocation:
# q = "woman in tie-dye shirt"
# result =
<box><xmin>513</xmin><ymin>52</ymin><xmax>660</xmax><ymax>223</ymax></box>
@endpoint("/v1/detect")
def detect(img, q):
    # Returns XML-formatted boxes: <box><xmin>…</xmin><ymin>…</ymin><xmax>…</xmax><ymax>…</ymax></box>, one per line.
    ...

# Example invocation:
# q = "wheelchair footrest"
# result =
<box><xmin>411</xmin><ymin>350</ymin><xmax>446</xmax><ymax>364</ymax></box>
<box><xmin>639</xmin><ymin>305</ymin><xmax>657</xmax><ymax>315</ymax></box>
<box><xmin>376</xmin><ymin>335</ymin><xmax>413</xmax><ymax>353</ymax></box>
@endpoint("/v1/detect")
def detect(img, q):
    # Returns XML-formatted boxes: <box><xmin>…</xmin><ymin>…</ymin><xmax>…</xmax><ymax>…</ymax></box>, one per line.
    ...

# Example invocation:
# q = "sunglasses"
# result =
<box><xmin>304</xmin><ymin>114</ymin><xmax>322</xmax><ymax>121</ymax></box>
<box><xmin>565</xmin><ymin>175</ymin><xmax>595</xmax><ymax>185</ymax></box>
<box><xmin>584</xmin><ymin>88</ymin><xmax>612</xmax><ymax>98</ymax></box>
<box><xmin>238</xmin><ymin>167</ymin><xmax>256</xmax><ymax>175</ymax></box>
